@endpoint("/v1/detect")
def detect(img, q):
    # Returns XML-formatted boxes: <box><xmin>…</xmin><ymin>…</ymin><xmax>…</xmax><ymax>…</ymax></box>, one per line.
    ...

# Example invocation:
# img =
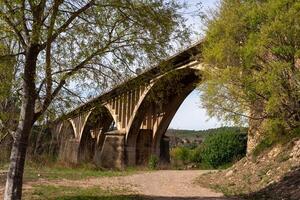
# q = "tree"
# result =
<box><xmin>0</xmin><ymin>38</ymin><xmax>19</xmax><ymax>145</ymax></box>
<box><xmin>200</xmin><ymin>0</ymin><xmax>300</xmax><ymax>148</ymax></box>
<box><xmin>0</xmin><ymin>1</ymin><xmax>190</xmax><ymax>199</ymax></box>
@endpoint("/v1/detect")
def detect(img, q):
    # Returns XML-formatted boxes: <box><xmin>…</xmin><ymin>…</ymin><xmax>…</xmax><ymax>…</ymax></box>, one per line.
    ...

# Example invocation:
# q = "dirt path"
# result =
<box><xmin>0</xmin><ymin>170</ymin><xmax>228</xmax><ymax>199</ymax></box>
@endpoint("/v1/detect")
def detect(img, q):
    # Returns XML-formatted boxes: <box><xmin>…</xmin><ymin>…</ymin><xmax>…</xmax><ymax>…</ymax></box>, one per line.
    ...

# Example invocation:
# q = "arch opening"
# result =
<box><xmin>151</xmin><ymin>84</ymin><xmax>196</xmax><ymax>164</ymax></box>
<box><xmin>77</xmin><ymin>106</ymin><xmax>114</xmax><ymax>164</ymax></box>
<box><xmin>125</xmin><ymin>68</ymin><xmax>200</xmax><ymax>166</ymax></box>
<box><xmin>58</xmin><ymin>120</ymin><xmax>77</xmax><ymax>163</ymax></box>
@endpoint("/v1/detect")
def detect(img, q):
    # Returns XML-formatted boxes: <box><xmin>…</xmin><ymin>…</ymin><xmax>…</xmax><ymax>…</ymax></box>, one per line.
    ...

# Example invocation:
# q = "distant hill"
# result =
<box><xmin>166</xmin><ymin>126</ymin><xmax>248</xmax><ymax>148</ymax></box>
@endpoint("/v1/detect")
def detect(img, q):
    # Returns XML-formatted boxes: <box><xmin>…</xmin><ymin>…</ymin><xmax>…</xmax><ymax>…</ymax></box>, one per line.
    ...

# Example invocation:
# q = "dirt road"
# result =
<box><xmin>1</xmin><ymin>170</ymin><xmax>228</xmax><ymax>199</ymax></box>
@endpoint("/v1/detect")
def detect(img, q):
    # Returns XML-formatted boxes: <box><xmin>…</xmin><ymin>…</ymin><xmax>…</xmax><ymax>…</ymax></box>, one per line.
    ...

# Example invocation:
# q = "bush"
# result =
<box><xmin>170</xmin><ymin>146</ymin><xmax>192</xmax><ymax>168</ymax></box>
<box><xmin>200</xmin><ymin>129</ymin><xmax>247</xmax><ymax>168</ymax></box>
<box><xmin>169</xmin><ymin>127</ymin><xmax>248</xmax><ymax>169</ymax></box>
<box><xmin>189</xmin><ymin>147</ymin><xmax>202</xmax><ymax>164</ymax></box>
<box><xmin>148</xmin><ymin>155</ymin><xmax>159</xmax><ymax>170</ymax></box>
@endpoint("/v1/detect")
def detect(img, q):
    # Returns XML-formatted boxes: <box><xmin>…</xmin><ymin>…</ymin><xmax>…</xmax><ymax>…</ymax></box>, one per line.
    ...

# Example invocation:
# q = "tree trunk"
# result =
<box><xmin>247</xmin><ymin>99</ymin><xmax>265</xmax><ymax>154</ymax></box>
<box><xmin>4</xmin><ymin>44</ymin><xmax>39</xmax><ymax>200</ymax></box>
<box><xmin>3</xmin><ymin>102</ymin><xmax>35</xmax><ymax>200</ymax></box>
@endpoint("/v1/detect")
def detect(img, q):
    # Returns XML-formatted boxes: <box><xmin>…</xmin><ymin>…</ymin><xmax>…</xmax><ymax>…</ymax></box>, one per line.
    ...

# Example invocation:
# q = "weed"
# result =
<box><xmin>148</xmin><ymin>155</ymin><xmax>159</xmax><ymax>170</ymax></box>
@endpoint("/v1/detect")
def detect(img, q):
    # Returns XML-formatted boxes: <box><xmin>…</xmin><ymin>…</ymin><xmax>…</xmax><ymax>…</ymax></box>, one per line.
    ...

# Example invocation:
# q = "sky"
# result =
<box><xmin>168</xmin><ymin>0</ymin><xmax>222</xmax><ymax>130</ymax></box>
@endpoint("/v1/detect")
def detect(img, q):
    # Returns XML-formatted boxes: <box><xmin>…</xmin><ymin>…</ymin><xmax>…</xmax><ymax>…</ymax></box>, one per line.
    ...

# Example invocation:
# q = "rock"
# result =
<box><xmin>268</xmin><ymin>146</ymin><xmax>281</xmax><ymax>158</ymax></box>
<box><xmin>289</xmin><ymin>139</ymin><xmax>300</xmax><ymax>160</ymax></box>
<box><xmin>226</xmin><ymin>170</ymin><xmax>234</xmax><ymax>177</ymax></box>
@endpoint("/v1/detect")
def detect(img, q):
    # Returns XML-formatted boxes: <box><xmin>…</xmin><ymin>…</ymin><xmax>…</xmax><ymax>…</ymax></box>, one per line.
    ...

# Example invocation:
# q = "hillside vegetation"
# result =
<box><xmin>196</xmin><ymin>0</ymin><xmax>300</xmax><ymax>199</ymax></box>
<box><xmin>167</xmin><ymin>127</ymin><xmax>248</xmax><ymax>169</ymax></box>
<box><xmin>197</xmin><ymin>138</ymin><xmax>300</xmax><ymax>199</ymax></box>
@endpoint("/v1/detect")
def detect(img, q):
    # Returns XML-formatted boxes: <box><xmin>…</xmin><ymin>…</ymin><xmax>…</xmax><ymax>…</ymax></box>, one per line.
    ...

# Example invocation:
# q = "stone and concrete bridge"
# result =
<box><xmin>50</xmin><ymin>42</ymin><xmax>204</xmax><ymax>168</ymax></box>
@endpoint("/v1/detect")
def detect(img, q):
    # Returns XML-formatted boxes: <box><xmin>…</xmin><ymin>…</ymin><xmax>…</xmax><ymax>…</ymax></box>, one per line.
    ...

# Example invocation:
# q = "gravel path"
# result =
<box><xmin>0</xmin><ymin>170</ymin><xmax>228</xmax><ymax>199</ymax></box>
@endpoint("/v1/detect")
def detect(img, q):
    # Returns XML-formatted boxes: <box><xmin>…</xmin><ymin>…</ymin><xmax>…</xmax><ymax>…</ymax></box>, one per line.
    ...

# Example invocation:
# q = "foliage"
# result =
<box><xmin>200</xmin><ymin>129</ymin><xmax>247</xmax><ymax>168</ymax></box>
<box><xmin>0</xmin><ymin>0</ymin><xmax>191</xmax><ymax>119</ymax></box>
<box><xmin>252</xmin><ymin>137</ymin><xmax>274</xmax><ymax>158</ymax></box>
<box><xmin>167</xmin><ymin>126</ymin><xmax>247</xmax><ymax>139</ymax></box>
<box><xmin>170</xmin><ymin>146</ymin><xmax>192</xmax><ymax>168</ymax></box>
<box><xmin>0</xmin><ymin>41</ymin><xmax>18</xmax><ymax>142</ymax></box>
<box><xmin>200</xmin><ymin>0</ymin><xmax>300</xmax><ymax>135</ymax></box>
<box><xmin>170</xmin><ymin>127</ymin><xmax>247</xmax><ymax>169</ymax></box>
<box><xmin>0</xmin><ymin>1</ymin><xmax>191</xmax><ymax>198</ymax></box>
<box><xmin>148</xmin><ymin>155</ymin><xmax>159</xmax><ymax>170</ymax></box>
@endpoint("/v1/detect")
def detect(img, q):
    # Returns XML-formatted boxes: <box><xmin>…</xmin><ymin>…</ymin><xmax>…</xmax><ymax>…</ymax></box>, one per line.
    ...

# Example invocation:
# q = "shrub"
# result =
<box><xmin>170</xmin><ymin>146</ymin><xmax>192</xmax><ymax>167</ymax></box>
<box><xmin>200</xmin><ymin>129</ymin><xmax>247</xmax><ymax>168</ymax></box>
<box><xmin>252</xmin><ymin>137</ymin><xmax>274</xmax><ymax>157</ymax></box>
<box><xmin>189</xmin><ymin>147</ymin><xmax>202</xmax><ymax>164</ymax></box>
<box><xmin>148</xmin><ymin>155</ymin><xmax>159</xmax><ymax>170</ymax></box>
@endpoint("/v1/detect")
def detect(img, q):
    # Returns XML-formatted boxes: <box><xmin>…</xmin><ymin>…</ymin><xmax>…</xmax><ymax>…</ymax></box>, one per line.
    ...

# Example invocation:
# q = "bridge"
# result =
<box><xmin>50</xmin><ymin>42</ymin><xmax>204</xmax><ymax>168</ymax></box>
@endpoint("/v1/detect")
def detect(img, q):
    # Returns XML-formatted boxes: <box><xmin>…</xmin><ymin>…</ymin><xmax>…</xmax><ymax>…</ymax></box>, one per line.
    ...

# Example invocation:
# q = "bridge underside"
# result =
<box><xmin>50</xmin><ymin>45</ymin><xmax>203</xmax><ymax>168</ymax></box>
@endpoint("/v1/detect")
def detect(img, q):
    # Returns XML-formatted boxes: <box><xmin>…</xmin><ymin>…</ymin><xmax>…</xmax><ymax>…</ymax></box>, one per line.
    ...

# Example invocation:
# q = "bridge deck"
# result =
<box><xmin>55</xmin><ymin>41</ymin><xmax>202</xmax><ymax>121</ymax></box>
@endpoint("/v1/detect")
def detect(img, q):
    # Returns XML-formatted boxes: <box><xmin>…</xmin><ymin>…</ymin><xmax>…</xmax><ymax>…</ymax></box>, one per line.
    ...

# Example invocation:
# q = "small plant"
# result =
<box><xmin>148</xmin><ymin>155</ymin><xmax>159</xmax><ymax>170</ymax></box>
<box><xmin>252</xmin><ymin>137</ymin><xmax>274</xmax><ymax>157</ymax></box>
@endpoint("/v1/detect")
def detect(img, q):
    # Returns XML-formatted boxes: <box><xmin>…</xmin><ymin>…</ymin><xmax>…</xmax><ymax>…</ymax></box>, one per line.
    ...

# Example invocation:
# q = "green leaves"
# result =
<box><xmin>199</xmin><ymin>128</ymin><xmax>247</xmax><ymax>168</ymax></box>
<box><xmin>200</xmin><ymin>0</ymin><xmax>300</xmax><ymax>135</ymax></box>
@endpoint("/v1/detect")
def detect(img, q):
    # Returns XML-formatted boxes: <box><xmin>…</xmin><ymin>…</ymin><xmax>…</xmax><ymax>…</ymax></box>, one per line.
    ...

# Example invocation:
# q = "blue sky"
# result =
<box><xmin>169</xmin><ymin>0</ymin><xmax>221</xmax><ymax>130</ymax></box>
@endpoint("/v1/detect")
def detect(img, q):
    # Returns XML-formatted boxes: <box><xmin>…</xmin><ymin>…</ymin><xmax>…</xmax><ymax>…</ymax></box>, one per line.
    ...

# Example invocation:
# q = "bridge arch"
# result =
<box><xmin>57</xmin><ymin>120</ymin><xmax>77</xmax><ymax>163</ymax></box>
<box><xmin>77</xmin><ymin>106</ymin><xmax>114</xmax><ymax>164</ymax></box>
<box><xmin>51</xmin><ymin>42</ymin><xmax>204</xmax><ymax>168</ymax></box>
<box><xmin>125</xmin><ymin>67</ymin><xmax>201</xmax><ymax>165</ymax></box>
<box><xmin>151</xmin><ymin>83</ymin><xmax>196</xmax><ymax>161</ymax></box>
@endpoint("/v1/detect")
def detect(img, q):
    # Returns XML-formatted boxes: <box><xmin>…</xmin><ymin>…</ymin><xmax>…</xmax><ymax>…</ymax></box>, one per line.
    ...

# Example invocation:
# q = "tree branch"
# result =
<box><xmin>40</xmin><ymin>0</ymin><xmax>95</xmax><ymax>50</ymax></box>
<box><xmin>1</xmin><ymin>1</ymin><xmax>27</xmax><ymax>47</ymax></box>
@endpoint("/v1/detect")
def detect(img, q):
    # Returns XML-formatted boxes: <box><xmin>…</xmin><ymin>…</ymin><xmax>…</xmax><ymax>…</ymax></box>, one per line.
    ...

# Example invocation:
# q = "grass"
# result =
<box><xmin>0</xmin><ymin>161</ymin><xmax>138</xmax><ymax>185</ymax></box>
<box><xmin>23</xmin><ymin>166</ymin><xmax>135</xmax><ymax>181</ymax></box>
<box><xmin>24</xmin><ymin>185</ymin><xmax>144</xmax><ymax>200</ymax></box>
<box><xmin>1</xmin><ymin>159</ymin><xmax>146</xmax><ymax>200</ymax></box>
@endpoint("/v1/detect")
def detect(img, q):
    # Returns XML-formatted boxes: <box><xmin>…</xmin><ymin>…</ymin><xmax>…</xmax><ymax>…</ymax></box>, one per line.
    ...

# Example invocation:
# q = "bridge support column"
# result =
<box><xmin>136</xmin><ymin>129</ymin><xmax>152</xmax><ymax>165</ymax></box>
<box><xmin>96</xmin><ymin>132</ymin><xmax>125</xmax><ymax>169</ymax></box>
<box><xmin>126</xmin><ymin>146</ymin><xmax>136</xmax><ymax>166</ymax></box>
<box><xmin>160</xmin><ymin>136</ymin><xmax>170</xmax><ymax>163</ymax></box>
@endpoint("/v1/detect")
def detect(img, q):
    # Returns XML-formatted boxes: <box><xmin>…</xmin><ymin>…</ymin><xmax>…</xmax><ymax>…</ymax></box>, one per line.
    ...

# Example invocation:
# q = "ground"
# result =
<box><xmin>197</xmin><ymin>138</ymin><xmax>300</xmax><ymax>200</ymax></box>
<box><xmin>2</xmin><ymin>138</ymin><xmax>299</xmax><ymax>199</ymax></box>
<box><xmin>0</xmin><ymin>169</ymin><xmax>228</xmax><ymax>200</ymax></box>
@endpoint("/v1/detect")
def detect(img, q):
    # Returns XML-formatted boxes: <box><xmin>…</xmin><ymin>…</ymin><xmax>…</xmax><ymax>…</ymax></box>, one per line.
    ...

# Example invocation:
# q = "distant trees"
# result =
<box><xmin>0</xmin><ymin>1</ymin><xmax>190</xmax><ymax>199</ymax></box>
<box><xmin>200</xmin><ymin>0</ymin><xmax>300</xmax><ymax>148</ymax></box>
<box><xmin>170</xmin><ymin>127</ymin><xmax>247</xmax><ymax>169</ymax></box>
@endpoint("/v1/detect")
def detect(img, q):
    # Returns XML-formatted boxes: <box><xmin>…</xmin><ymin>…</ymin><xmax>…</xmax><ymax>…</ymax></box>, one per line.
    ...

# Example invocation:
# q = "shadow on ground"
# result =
<box><xmin>142</xmin><ymin>197</ymin><xmax>232</xmax><ymax>200</ymax></box>
<box><xmin>43</xmin><ymin>195</ymin><xmax>142</xmax><ymax>200</ymax></box>
<box><xmin>242</xmin><ymin>167</ymin><xmax>300</xmax><ymax>200</ymax></box>
<box><xmin>51</xmin><ymin>196</ymin><xmax>231</xmax><ymax>200</ymax></box>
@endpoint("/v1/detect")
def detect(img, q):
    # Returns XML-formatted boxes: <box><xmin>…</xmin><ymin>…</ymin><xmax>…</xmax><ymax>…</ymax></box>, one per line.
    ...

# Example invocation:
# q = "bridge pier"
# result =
<box><xmin>136</xmin><ymin>129</ymin><xmax>152</xmax><ymax>165</ymax></box>
<box><xmin>59</xmin><ymin>139</ymin><xmax>80</xmax><ymax>164</ymax></box>
<box><xmin>96</xmin><ymin>132</ymin><xmax>125</xmax><ymax>169</ymax></box>
<box><xmin>160</xmin><ymin>136</ymin><xmax>170</xmax><ymax>163</ymax></box>
<box><xmin>125</xmin><ymin>146</ymin><xmax>136</xmax><ymax>166</ymax></box>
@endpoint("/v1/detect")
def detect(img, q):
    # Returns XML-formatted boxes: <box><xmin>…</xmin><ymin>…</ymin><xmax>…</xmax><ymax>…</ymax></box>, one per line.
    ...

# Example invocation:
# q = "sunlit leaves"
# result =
<box><xmin>200</xmin><ymin>0</ymin><xmax>300</xmax><ymax>133</ymax></box>
<box><xmin>0</xmin><ymin>0</ymin><xmax>191</xmax><ymax>120</ymax></box>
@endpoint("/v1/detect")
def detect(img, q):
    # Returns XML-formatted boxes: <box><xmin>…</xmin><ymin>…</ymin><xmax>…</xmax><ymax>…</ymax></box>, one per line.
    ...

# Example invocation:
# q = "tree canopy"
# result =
<box><xmin>0</xmin><ymin>0</ymin><xmax>190</xmax><ymax>119</ymax></box>
<box><xmin>200</xmin><ymin>0</ymin><xmax>300</xmax><ymax>136</ymax></box>
<box><xmin>0</xmin><ymin>1</ymin><xmax>191</xmax><ymax>199</ymax></box>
